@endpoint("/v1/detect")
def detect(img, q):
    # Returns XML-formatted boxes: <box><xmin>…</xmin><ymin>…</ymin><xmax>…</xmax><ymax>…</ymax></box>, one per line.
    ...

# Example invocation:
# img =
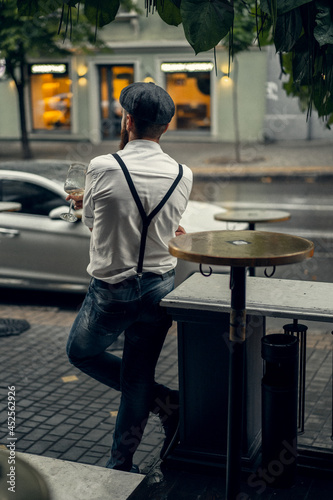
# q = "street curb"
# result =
<box><xmin>190</xmin><ymin>164</ymin><xmax>333</xmax><ymax>180</ymax></box>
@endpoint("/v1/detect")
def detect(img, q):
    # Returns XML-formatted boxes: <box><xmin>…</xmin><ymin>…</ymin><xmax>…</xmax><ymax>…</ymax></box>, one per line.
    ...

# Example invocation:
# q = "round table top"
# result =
<box><xmin>214</xmin><ymin>209</ymin><xmax>291</xmax><ymax>224</ymax></box>
<box><xmin>168</xmin><ymin>230</ymin><xmax>314</xmax><ymax>267</ymax></box>
<box><xmin>0</xmin><ymin>201</ymin><xmax>22</xmax><ymax>212</ymax></box>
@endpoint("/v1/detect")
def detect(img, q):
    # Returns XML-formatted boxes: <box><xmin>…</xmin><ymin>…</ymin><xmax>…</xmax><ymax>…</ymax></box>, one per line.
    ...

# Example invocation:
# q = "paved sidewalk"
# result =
<box><xmin>0</xmin><ymin>302</ymin><xmax>332</xmax><ymax>476</ymax></box>
<box><xmin>0</xmin><ymin>302</ymin><xmax>177</xmax><ymax>473</ymax></box>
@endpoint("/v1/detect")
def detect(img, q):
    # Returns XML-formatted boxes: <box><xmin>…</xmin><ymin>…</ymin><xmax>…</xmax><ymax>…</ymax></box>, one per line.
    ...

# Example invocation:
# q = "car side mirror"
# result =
<box><xmin>49</xmin><ymin>206</ymin><xmax>82</xmax><ymax>220</ymax></box>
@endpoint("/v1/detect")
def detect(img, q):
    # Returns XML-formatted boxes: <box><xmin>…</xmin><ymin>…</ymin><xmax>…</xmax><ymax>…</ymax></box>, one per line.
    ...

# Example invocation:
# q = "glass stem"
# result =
<box><xmin>68</xmin><ymin>199</ymin><xmax>74</xmax><ymax>216</ymax></box>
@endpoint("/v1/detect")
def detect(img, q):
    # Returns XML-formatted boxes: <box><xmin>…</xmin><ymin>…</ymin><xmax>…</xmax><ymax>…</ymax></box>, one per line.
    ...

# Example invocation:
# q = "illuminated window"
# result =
<box><xmin>29</xmin><ymin>64</ymin><xmax>72</xmax><ymax>132</ymax></box>
<box><xmin>163</xmin><ymin>62</ymin><xmax>212</xmax><ymax>132</ymax></box>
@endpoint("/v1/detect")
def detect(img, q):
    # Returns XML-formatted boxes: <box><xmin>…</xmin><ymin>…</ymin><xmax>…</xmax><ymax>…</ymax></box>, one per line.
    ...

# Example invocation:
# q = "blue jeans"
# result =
<box><xmin>66</xmin><ymin>270</ymin><xmax>175</xmax><ymax>471</ymax></box>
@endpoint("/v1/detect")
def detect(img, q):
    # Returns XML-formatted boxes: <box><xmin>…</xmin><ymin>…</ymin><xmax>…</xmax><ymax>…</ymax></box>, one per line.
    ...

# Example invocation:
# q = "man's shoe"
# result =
<box><xmin>106</xmin><ymin>461</ymin><xmax>140</xmax><ymax>473</ymax></box>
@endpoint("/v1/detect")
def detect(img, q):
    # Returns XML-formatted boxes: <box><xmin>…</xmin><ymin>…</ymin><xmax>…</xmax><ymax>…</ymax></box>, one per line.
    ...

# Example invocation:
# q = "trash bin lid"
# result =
<box><xmin>261</xmin><ymin>333</ymin><xmax>299</xmax><ymax>362</ymax></box>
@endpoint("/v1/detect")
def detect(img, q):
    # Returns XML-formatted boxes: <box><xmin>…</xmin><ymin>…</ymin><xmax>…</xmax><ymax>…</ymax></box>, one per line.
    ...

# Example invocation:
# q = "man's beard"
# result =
<box><xmin>119</xmin><ymin>126</ymin><xmax>129</xmax><ymax>150</ymax></box>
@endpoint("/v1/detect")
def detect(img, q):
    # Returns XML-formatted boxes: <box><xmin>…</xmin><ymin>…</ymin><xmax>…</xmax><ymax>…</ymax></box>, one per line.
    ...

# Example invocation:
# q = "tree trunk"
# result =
<box><xmin>232</xmin><ymin>57</ymin><xmax>241</xmax><ymax>163</ymax></box>
<box><xmin>17</xmin><ymin>60</ymin><xmax>33</xmax><ymax>159</ymax></box>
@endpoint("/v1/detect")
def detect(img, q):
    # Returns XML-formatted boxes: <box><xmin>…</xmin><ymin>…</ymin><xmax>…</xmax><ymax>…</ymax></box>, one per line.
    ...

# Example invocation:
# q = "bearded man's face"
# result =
<box><xmin>119</xmin><ymin>110</ymin><xmax>129</xmax><ymax>150</ymax></box>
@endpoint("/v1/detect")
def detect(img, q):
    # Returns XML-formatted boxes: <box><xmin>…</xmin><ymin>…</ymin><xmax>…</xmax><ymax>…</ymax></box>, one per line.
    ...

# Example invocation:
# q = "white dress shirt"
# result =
<box><xmin>82</xmin><ymin>140</ymin><xmax>193</xmax><ymax>284</ymax></box>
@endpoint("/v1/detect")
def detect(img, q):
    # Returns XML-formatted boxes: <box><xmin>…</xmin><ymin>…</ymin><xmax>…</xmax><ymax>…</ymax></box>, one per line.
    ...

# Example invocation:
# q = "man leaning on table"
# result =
<box><xmin>65</xmin><ymin>82</ymin><xmax>193</xmax><ymax>472</ymax></box>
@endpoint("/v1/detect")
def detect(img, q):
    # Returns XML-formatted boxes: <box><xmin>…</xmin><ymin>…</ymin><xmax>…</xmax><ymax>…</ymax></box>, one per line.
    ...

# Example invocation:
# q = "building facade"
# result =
<box><xmin>2</xmin><ymin>12</ymin><xmax>328</xmax><ymax>145</ymax></box>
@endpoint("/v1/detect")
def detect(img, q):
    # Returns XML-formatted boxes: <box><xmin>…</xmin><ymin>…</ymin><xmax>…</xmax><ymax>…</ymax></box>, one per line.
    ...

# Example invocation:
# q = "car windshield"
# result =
<box><xmin>0</xmin><ymin>179</ymin><xmax>66</xmax><ymax>216</ymax></box>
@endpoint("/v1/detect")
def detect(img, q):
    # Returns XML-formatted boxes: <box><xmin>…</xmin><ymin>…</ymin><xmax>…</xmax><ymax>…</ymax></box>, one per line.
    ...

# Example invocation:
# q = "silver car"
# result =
<box><xmin>0</xmin><ymin>169</ymin><xmax>236</xmax><ymax>293</ymax></box>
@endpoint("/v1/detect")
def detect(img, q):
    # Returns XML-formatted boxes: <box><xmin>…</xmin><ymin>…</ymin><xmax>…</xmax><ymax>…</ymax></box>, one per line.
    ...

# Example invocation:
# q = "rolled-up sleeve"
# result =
<box><xmin>82</xmin><ymin>165</ymin><xmax>95</xmax><ymax>228</ymax></box>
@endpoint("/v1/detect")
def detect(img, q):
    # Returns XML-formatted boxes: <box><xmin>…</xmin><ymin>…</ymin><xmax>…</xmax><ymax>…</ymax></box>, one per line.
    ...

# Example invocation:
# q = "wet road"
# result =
<box><xmin>191</xmin><ymin>176</ymin><xmax>333</xmax><ymax>283</ymax></box>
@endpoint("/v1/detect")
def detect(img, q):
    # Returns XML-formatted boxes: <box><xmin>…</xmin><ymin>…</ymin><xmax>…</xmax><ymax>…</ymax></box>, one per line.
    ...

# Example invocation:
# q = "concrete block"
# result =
<box><xmin>17</xmin><ymin>452</ymin><xmax>144</xmax><ymax>500</ymax></box>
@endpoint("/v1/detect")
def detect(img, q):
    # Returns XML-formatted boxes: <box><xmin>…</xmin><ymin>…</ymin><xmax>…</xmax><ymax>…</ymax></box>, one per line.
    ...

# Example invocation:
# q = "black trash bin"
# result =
<box><xmin>261</xmin><ymin>334</ymin><xmax>299</xmax><ymax>488</ymax></box>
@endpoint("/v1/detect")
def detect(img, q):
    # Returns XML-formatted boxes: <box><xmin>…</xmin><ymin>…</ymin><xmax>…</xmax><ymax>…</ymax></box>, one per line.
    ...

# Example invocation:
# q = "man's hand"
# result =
<box><xmin>66</xmin><ymin>194</ymin><xmax>83</xmax><ymax>210</ymax></box>
<box><xmin>175</xmin><ymin>225</ymin><xmax>186</xmax><ymax>236</ymax></box>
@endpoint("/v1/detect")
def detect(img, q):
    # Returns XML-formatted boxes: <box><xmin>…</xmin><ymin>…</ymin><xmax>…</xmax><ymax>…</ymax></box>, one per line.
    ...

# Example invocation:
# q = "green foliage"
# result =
<box><xmin>17</xmin><ymin>0</ymin><xmax>63</xmax><ymax>17</ymax></box>
<box><xmin>1</xmin><ymin>0</ymin><xmax>66</xmax><ymax>78</ymax></box>
<box><xmin>276</xmin><ymin>1</ymin><xmax>332</xmax><ymax>123</ymax></box>
<box><xmin>180</xmin><ymin>0</ymin><xmax>234</xmax><ymax>54</ymax></box>
<box><xmin>260</xmin><ymin>0</ymin><xmax>312</xmax><ymax>17</ymax></box>
<box><xmin>228</xmin><ymin>1</ymin><xmax>258</xmax><ymax>54</ymax></box>
<box><xmin>84</xmin><ymin>0</ymin><xmax>119</xmax><ymax>27</ymax></box>
<box><xmin>157</xmin><ymin>0</ymin><xmax>182</xmax><ymax>27</ymax></box>
<box><xmin>274</xmin><ymin>8</ymin><xmax>303</xmax><ymax>52</ymax></box>
<box><xmin>314</xmin><ymin>1</ymin><xmax>333</xmax><ymax>47</ymax></box>
<box><xmin>168</xmin><ymin>0</ymin><xmax>181</xmax><ymax>7</ymax></box>
<box><xmin>2</xmin><ymin>2</ymin><xmax>102</xmax><ymax>65</ymax></box>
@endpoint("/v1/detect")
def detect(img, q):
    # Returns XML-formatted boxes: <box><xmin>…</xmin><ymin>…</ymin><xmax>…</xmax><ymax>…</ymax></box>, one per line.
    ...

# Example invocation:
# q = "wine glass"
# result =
<box><xmin>60</xmin><ymin>163</ymin><xmax>87</xmax><ymax>222</ymax></box>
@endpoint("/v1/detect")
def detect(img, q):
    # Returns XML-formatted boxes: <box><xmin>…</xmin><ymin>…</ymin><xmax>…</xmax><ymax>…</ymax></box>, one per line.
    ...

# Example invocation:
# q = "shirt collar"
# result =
<box><xmin>123</xmin><ymin>140</ymin><xmax>163</xmax><ymax>152</ymax></box>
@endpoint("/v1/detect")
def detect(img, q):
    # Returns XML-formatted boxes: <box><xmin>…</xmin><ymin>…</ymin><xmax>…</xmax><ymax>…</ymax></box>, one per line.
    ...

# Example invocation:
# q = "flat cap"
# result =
<box><xmin>120</xmin><ymin>82</ymin><xmax>175</xmax><ymax>124</ymax></box>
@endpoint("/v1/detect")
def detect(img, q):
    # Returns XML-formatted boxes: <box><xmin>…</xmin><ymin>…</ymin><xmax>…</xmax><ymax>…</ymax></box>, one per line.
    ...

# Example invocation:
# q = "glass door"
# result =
<box><xmin>98</xmin><ymin>65</ymin><xmax>134</xmax><ymax>140</ymax></box>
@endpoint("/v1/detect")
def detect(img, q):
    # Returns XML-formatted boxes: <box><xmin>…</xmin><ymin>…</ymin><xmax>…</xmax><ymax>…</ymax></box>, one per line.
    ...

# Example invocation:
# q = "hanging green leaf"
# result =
<box><xmin>260</xmin><ymin>0</ymin><xmax>312</xmax><ymax>16</ymax></box>
<box><xmin>314</xmin><ymin>1</ymin><xmax>333</xmax><ymax>47</ymax></box>
<box><xmin>322</xmin><ymin>51</ymin><xmax>333</xmax><ymax>94</ymax></box>
<box><xmin>292</xmin><ymin>35</ymin><xmax>313</xmax><ymax>86</ymax></box>
<box><xmin>181</xmin><ymin>0</ymin><xmax>234</xmax><ymax>54</ymax></box>
<box><xmin>84</xmin><ymin>0</ymin><xmax>120</xmax><ymax>28</ymax></box>
<box><xmin>313</xmin><ymin>77</ymin><xmax>333</xmax><ymax>117</ymax></box>
<box><xmin>274</xmin><ymin>7</ymin><xmax>303</xmax><ymax>52</ymax></box>
<box><xmin>157</xmin><ymin>0</ymin><xmax>182</xmax><ymax>26</ymax></box>
<box><xmin>260</xmin><ymin>0</ymin><xmax>277</xmax><ymax>31</ymax></box>
<box><xmin>282</xmin><ymin>45</ymin><xmax>333</xmax><ymax>123</ymax></box>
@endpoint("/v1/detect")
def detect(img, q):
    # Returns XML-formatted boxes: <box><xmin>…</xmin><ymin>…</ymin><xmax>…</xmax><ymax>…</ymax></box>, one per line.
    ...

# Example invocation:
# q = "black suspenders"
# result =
<box><xmin>112</xmin><ymin>153</ymin><xmax>183</xmax><ymax>275</ymax></box>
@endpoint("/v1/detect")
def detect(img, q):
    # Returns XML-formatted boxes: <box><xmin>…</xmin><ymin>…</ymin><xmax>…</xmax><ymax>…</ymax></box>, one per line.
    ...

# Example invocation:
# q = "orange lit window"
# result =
<box><xmin>165</xmin><ymin>70</ymin><xmax>211</xmax><ymax>132</ymax></box>
<box><xmin>30</xmin><ymin>68</ymin><xmax>72</xmax><ymax>132</ymax></box>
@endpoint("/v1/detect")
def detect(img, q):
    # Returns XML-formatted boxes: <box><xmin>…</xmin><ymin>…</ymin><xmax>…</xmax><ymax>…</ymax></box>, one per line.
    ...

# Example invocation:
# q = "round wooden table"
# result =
<box><xmin>215</xmin><ymin>210</ymin><xmax>291</xmax><ymax>276</ymax></box>
<box><xmin>0</xmin><ymin>202</ymin><xmax>22</xmax><ymax>212</ymax></box>
<box><xmin>214</xmin><ymin>209</ymin><xmax>291</xmax><ymax>231</ymax></box>
<box><xmin>168</xmin><ymin>230</ymin><xmax>314</xmax><ymax>499</ymax></box>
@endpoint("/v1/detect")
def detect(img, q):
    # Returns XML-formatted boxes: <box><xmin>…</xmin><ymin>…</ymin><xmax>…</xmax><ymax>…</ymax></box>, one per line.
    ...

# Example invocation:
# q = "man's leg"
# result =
<box><xmin>66</xmin><ymin>300</ymin><xmax>122</xmax><ymax>390</ymax></box>
<box><xmin>66</xmin><ymin>279</ymin><xmax>138</xmax><ymax>390</ymax></box>
<box><xmin>107</xmin><ymin>315</ymin><xmax>172</xmax><ymax>471</ymax></box>
<box><xmin>107</xmin><ymin>271</ymin><xmax>177</xmax><ymax>471</ymax></box>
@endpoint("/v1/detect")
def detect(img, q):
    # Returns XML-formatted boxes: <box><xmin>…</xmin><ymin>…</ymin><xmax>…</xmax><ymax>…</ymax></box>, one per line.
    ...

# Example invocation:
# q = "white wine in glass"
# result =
<box><xmin>60</xmin><ymin>163</ymin><xmax>87</xmax><ymax>222</ymax></box>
